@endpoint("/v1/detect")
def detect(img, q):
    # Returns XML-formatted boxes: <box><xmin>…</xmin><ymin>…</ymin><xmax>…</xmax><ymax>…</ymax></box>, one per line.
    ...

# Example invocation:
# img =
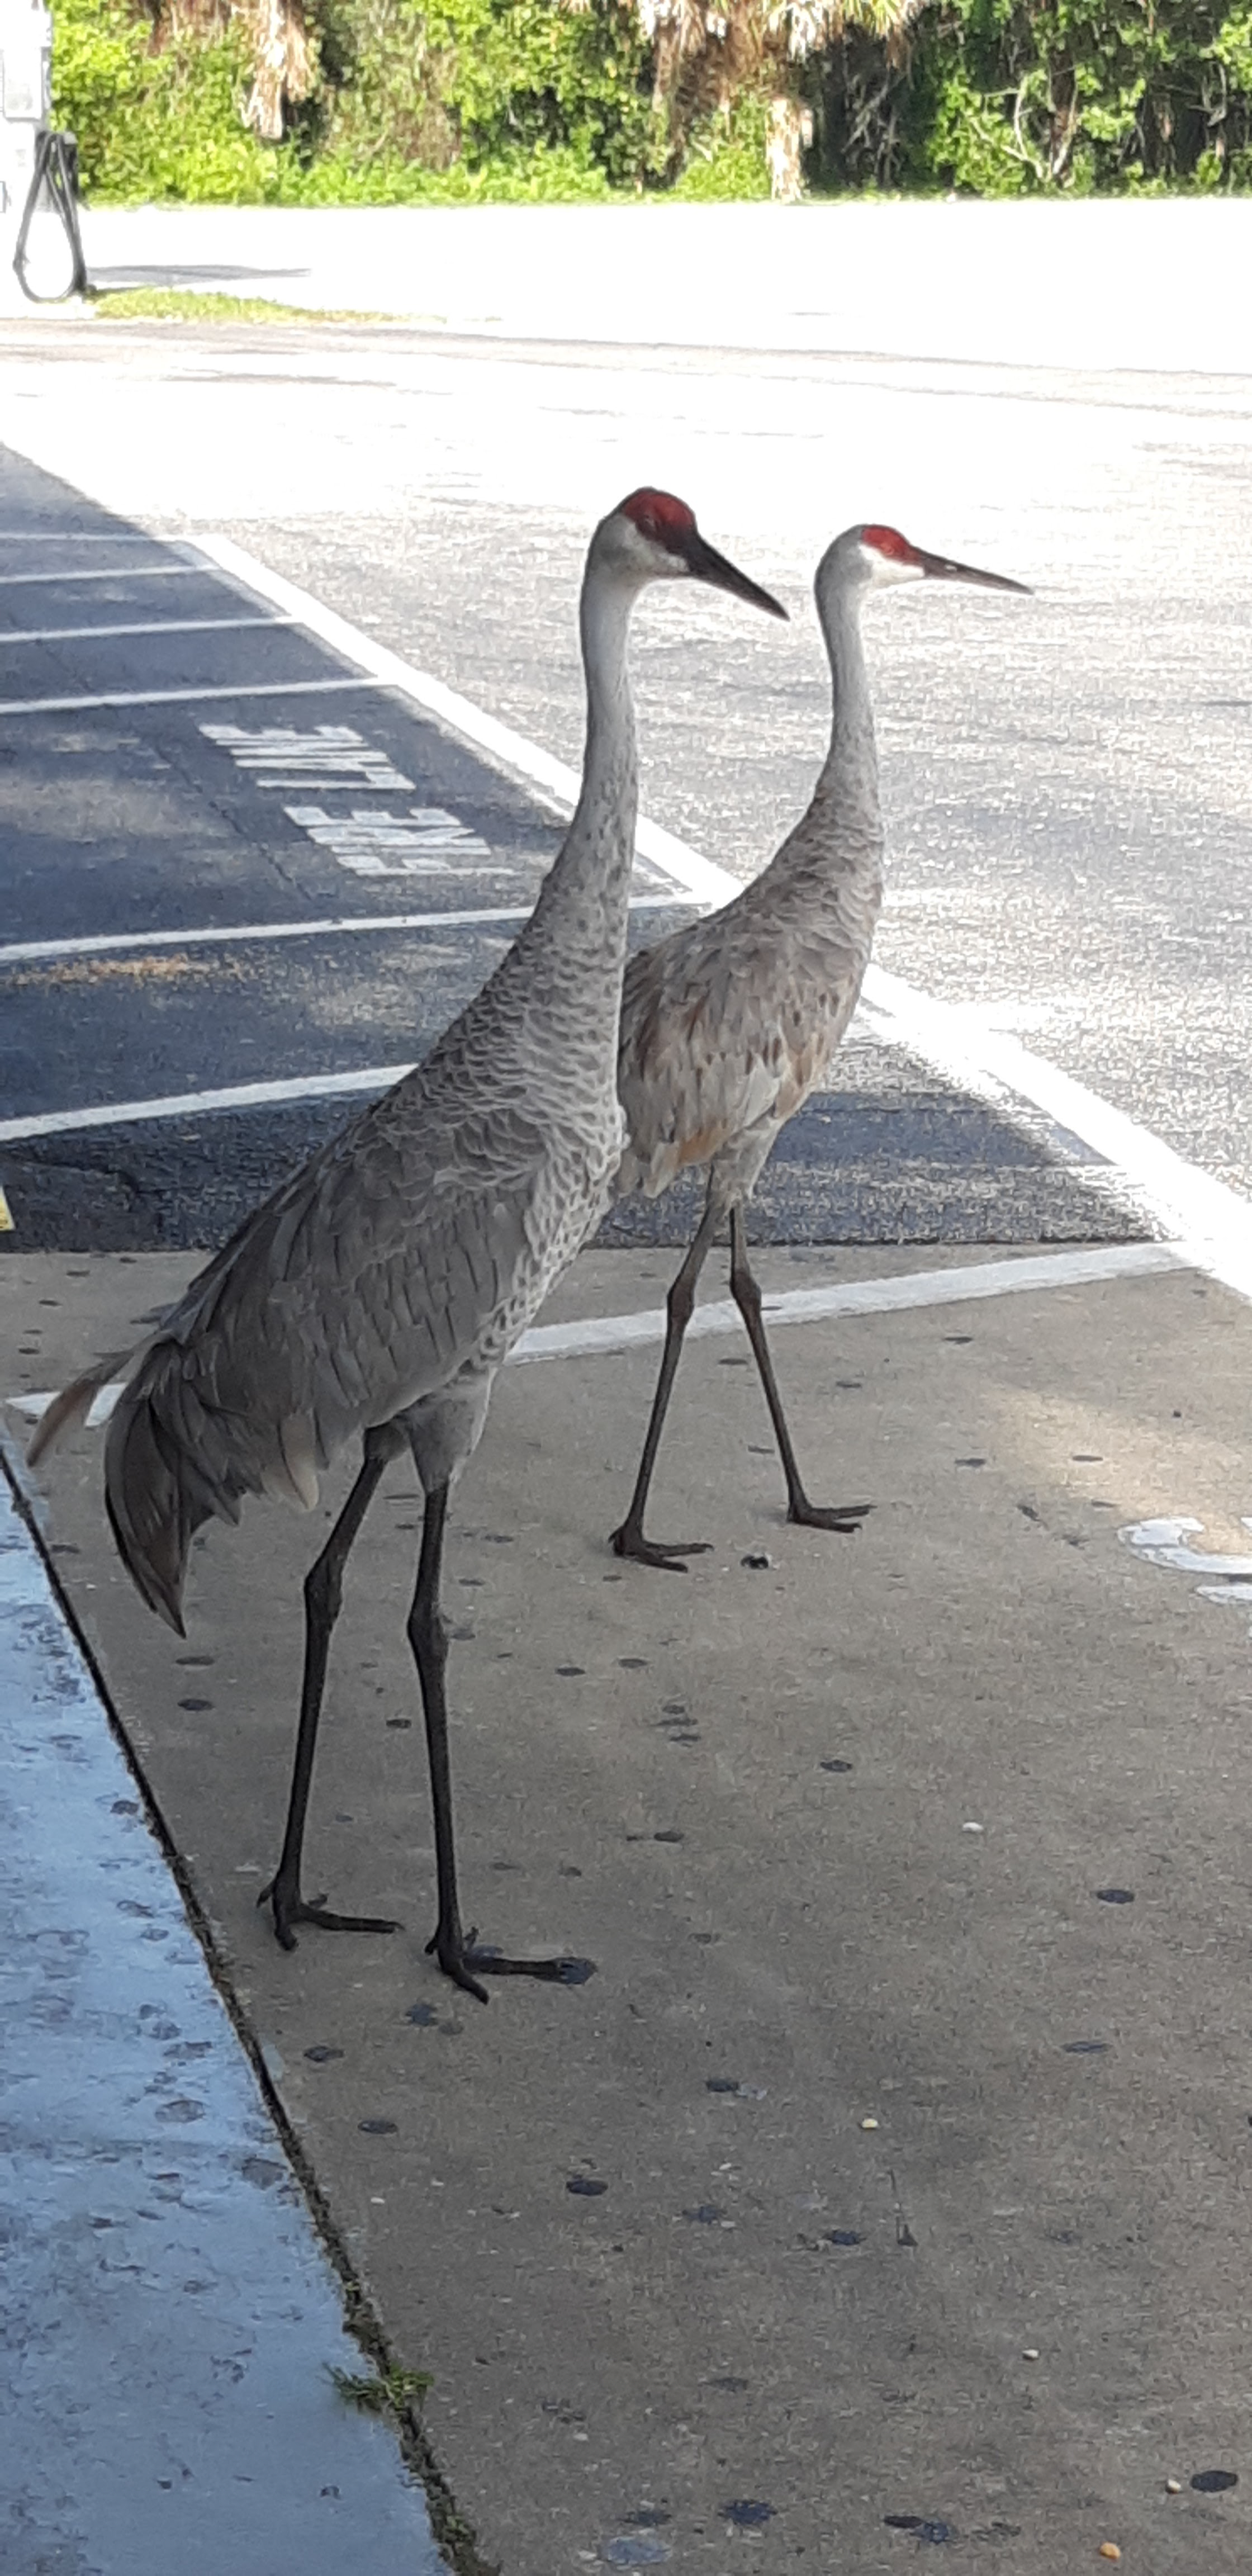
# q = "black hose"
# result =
<box><xmin>14</xmin><ymin>130</ymin><xmax>87</xmax><ymax>303</ymax></box>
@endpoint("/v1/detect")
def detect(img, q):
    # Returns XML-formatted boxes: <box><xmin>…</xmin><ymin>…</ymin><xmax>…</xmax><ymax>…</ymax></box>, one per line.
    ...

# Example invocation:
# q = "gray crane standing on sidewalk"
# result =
<box><xmin>610</xmin><ymin>522</ymin><xmax>1028</xmax><ymax>1570</ymax></box>
<box><xmin>31</xmin><ymin>490</ymin><xmax>785</xmax><ymax>2001</ymax></box>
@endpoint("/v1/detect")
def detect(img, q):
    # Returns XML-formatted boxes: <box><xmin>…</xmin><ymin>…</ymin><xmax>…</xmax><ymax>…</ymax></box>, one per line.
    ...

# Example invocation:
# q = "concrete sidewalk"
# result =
<box><xmin>7</xmin><ymin>1232</ymin><xmax>1252</xmax><ymax>2574</ymax></box>
<box><xmin>75</xmin><ymin>199</ymin><xmax>1252</xmax><ymax>376</ymax></box>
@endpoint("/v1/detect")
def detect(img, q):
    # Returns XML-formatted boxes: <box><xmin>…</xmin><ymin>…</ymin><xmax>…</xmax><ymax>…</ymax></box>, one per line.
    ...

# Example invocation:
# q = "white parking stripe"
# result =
<box><xmin>0</xmin><ymin>615</ymin><xmax>297</xmax><ymax>646</ymax></box>
<box><xmin>5</xmin><ymin>1243</ymin><xmax>1190</xmax><ymax>1431</ymax></box>
<box><xmin>0</xmin><ymin>564</ymin><xmax>205</xmax><ymax>588</ymax></box>
<box><xmin>0</xmin><ymin>894</ymin><xmax>682</xmax><ymax>969</ymax></box>
<box><xmin>0</xmin><ymin>1066</ymin><xmax>414</xmax><ymax>1144</ymax></box>
<box><xmin>0</xmin><ymin>676</ymin><xmax>386</xmax><ymax>717</ymax></box>
<box><xmin>0</xmin><ymin>530</ymin><xmax>163</xmax><ymax>541</ymax></box>
<box><xmin>858</xmin><ymin>969</ymin><xmax>1252</xmax><ymax>1302</ymax></box>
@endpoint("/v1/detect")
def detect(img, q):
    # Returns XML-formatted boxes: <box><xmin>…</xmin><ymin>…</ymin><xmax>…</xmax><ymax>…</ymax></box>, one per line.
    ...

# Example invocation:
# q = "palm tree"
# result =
<box><xmin>633</xmin><ymin>0</ymin><xmax>927</xmax><ymax>196</ymax></box>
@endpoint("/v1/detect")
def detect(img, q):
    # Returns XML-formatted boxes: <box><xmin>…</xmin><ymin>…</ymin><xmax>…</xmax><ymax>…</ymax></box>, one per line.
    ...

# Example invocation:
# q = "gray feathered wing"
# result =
<box><xmin>93</xmin><ymin>1091</ymin><xmax>556</xmax><ymax>1634</ymax></box>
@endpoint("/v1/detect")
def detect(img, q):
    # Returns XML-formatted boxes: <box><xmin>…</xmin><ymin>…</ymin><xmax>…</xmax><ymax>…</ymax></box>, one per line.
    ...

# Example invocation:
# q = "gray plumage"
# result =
<box><xmin>32</xmin><ymin>488</ymin><xmax>784</xmax><ymax>1997</ymax></box>
<box><xmin>609</xmin><ymin>522</ymin><xmax>1029</xmax><ymax>1569</ymax></box>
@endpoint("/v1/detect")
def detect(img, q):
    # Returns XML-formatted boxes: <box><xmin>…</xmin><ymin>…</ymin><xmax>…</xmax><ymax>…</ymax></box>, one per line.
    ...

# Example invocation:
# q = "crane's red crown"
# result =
<box><xmin>861</xmin><ymin>524</ymin><xmax>920</xmax><ymax>564</ymax></box>
<box><xmin>620</xmin><ymin>489</ymin><xmax>698</xmax><ymax>552</ymax></box>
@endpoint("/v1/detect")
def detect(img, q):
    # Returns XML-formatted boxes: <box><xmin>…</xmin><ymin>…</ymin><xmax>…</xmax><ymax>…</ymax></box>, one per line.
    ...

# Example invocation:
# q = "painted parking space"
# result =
<box><xmin>0</xmin><ymin>441</ymin><xmax>1150</xmax><ymax>1260</ymax></box>
<box><xmin>0</xmin><ymin>448</ymin><xmax>695</xmax><ymax>1247</ymax></box>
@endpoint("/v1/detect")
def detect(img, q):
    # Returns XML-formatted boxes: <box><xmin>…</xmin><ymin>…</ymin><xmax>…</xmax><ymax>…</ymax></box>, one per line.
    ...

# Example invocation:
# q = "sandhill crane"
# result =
<box><xmin>610</xmin><ymin>522</ymin><xmax>1028</xmax><ymax>1570</ymax></box>
<box><xmin>31</xmin><ymin>491</ymin><xmax>784</xmax><ymax>2000</ymax></box>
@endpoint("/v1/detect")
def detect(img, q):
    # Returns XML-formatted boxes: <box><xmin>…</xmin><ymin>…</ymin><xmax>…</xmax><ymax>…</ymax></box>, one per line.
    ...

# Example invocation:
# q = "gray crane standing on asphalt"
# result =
<box><xmin>30</xmin><ymin>490</ymin><xmax>785</xmax><ymax>2001</ymax></box>
<box><xmin>610</xmin><ymin>522</ymin><xmax>1029</xmax><ymax>1570</ymax></box>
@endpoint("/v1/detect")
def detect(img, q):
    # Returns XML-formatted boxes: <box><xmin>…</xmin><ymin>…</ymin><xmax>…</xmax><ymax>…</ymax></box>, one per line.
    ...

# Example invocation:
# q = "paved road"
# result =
<box><xmin>0</xmin><ymin>441</ymin><xmax>1131</xmax><ymax>1256</ymax></box>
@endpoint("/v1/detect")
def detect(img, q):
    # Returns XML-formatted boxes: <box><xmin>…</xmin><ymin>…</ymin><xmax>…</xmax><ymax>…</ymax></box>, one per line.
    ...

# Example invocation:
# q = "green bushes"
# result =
<box><xmin>55</xmin><ymin>0</ymin><xmax>661</xmax><ymax>201</ymax></box>
<box><xmin>813</xmin><ymin>0</ymin><xmax>1252</xmax><ymax>192</ymax></box>
<box><xmin>53</xmin><ymin>0</ymin><xmax>283</xmax><ymax>200</ymax></box>
<box><xmin>51</xmin><ymin>0</ymin><xmax>1252</xmax><ymax>202</ymax></box>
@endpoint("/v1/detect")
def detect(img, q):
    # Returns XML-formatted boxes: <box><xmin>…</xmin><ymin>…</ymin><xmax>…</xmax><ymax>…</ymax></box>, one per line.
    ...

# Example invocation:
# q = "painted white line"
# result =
<box><xmin>0</xmin><ymin>615</ymin><xmax>297</xmax><ymax>646</ymax></box>
<box><xmin>6</xmin><ymin>1243</ymin><xmax>1191</xmax><ymax>1432</ymax></box>
<box><xmin>510</xmin><ymin>1242</ymin><xmax>1185</xmax><ymax>1362</ymax></box>
<box><xmin>0</xmin><ymin>1066</ymin><xmax>413</xmax><ymax>1145</ymax></box>
<box><xmin>193</xmin><ymin>534</ymin><xmax>736</xmax><ymax>904</ymax></box>
<box><xmin>0</xmin><ymin>677</ymin><xmax>386</xmax><ymax>718</ymax></box>
<box><xmin>0</xmin><ymin>894</ymin><xmax>682</xmax><ymax>970</ymax></box>
<box><xmin>0</xmin><ymin>531</ymin><xmax>163</xmax><ymax>542</ymax></box>
<box><xmin>857</xmin><ymin>967</ymin><xmax>1252</xmax><ymax>1301</ymax></box>
<box><xmin>0</xmin><ymin>564</ymin><xmax>205</xmax><ymax>589</ymax></box>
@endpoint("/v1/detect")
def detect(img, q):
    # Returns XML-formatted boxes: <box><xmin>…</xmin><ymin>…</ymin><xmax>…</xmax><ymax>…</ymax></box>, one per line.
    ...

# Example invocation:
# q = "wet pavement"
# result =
<box><xmin>1</xmin><ymin>1453</ymin><xmax>442</xmax><ymax>2575</ymax></box>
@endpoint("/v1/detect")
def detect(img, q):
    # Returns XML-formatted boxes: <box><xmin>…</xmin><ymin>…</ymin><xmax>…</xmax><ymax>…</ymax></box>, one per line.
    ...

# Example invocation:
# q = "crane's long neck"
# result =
<box><xmin>511</xmin><ymin>565</ymin><xmax>640</xmax><ymax>1029</ymax></box>
<box><xmin>805</xmin><ymin>576</ymin><xmax>883</xmax><ymax>861</ymax></box>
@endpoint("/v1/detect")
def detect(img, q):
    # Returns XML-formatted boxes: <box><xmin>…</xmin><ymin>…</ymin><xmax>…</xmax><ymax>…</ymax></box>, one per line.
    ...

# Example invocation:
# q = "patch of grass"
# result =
<box><xmin>329</xmin><ymin>2362</ymin><xmax>435</xmax><ymax>2413</ymax></box>
<box><xmin>87</xmin><ymin>286</ymin><xmax>394</xmax><ymax>324</ymax></box>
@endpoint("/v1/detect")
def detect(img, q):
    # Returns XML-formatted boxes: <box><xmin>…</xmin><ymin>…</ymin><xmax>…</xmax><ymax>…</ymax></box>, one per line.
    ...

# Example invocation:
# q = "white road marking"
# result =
<box><xmin>286</xmin><ymin>803</ymin><xmax>495</xmax><ymax>877</ymax></box>
<box><xmin>192</xmin><ymin>534</ymin><xmax>725</xmax><ymax>902</ymax></box>
<box><xmin>511</xmin><ymin>1242</ymin><xmax>1184</xmax><ymax>1362</ymax></box>
<box><xmin>0</xmin><ymin>1066</ymin><xmax>414</xmax><ymax>1145</ymax></box>
<box><xmin>0</xmin><ymin>676</ymin><xmax>386</xmax><ymax>717</ymax></box>
<box><xmin>0</xmin><ymin>894</ymin><xmax>682</xmax><ymax>969</ymax></box>
<box><xmin>0</xmin><ymin>615</ymin><xmax>297</xmax><ymax>646</ymax></box>
<box><xmin>202</xmin><ymin>721</ymin><xmax>414</xmax><ymax>792</ymax></box>
<box><xmin>0</xmin><ymin>563</ymin><xmax>203</xmax><ymax>588</ymax></box>
<box><xmin>858</xmin><ymin>968</ymin><xmax>1252</xmax><ymax>1303</ymax></box>
<box><xmin>0</xmin><ymin>531</ymin><xmax>164</xmax><ymax>541</ymax></box>
<box><xmin>6</xmin><ymin>1242</ymin><xmax>1189</xmax><ymax>1433</ymax></box>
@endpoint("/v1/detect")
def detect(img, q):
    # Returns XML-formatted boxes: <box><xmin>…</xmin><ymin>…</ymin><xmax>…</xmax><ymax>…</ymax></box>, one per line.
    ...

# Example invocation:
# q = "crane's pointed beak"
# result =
<box><xmin>684</xmin><ymin>531</ymin><xmax>789</xmax><ymax>620</ymax></box>
<box><xmin>915</xmin><ymin>547</ymin><xmax>1031</xmax><ymax>595</ymax></box>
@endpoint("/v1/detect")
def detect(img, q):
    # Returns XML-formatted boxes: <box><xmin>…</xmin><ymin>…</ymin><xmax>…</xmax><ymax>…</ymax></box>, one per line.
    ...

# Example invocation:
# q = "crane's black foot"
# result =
<box><xmin>259</xmin><ymin>1873</ymin><xmax>401</xmax><ymax>1953</ymax></box>
<box><xmin>610</xmin><ymin>1519</ymin><xmax>713</xmax><ymax>1574</ymax></box>
<box><xmin>786</xmin><ymin>1498</ymin><xmax>873</xmax><ymax>1535</ymax></box>
<box><xmin>425</xmin><ymin>1921</ymin><xmax>596</xmax><ymax>2006</ymax></box>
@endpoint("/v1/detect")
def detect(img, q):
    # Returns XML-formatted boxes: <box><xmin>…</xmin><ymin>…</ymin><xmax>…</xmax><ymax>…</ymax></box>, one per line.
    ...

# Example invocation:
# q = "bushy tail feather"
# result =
<box><xmin>103</xmin><ymin>1381</ymin><xmax>214</xmax><ymax>1636</ymax></box>
<box><xmin>26</xmin><ymin>1351</ymin><xmax>132</xmax><ymax>1470</ymax></box>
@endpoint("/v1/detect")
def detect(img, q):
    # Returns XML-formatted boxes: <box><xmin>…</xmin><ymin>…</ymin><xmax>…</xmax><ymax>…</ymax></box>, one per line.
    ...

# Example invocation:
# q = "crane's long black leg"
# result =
<box><xmin>609</xmin><ymin>1191</ymin><xmax>722</xmax><ymax>1573</ymax></box>
<box><xmin>260</xmin><ymin>1422</ymin><xmax>407</xmax><ymax>1949</ymax></box>
<box><xmin>729</xmin><ymin>1206</ymin><xmax>872</xmax><ymax>1536</ymax></box>
<box><xmin>409</xmin><ymin>1481</ymin><xmax>592</xmax><ymax>2003</ymax></box>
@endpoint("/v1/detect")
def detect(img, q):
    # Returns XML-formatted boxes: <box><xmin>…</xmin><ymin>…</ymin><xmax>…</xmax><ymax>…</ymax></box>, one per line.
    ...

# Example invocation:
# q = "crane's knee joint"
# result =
<box><xmin>668</xmin><ymin>1276</ymin><xmax>696</xmax><ymax>1332</ymax></box>
<box><xmin>305</xmin><ymin>1555</ymin><xmax>343</xmax><ymax>1626</ymax></box>
<box><xmin>407</xmin><ymin>1602</ymin><xmax>448</xmax><ymax>1668</ymax></box>
<box><xmin>730</xmin><ymin>1263</ymin><xmax>762</xmax><ymax>1323</ymax></box>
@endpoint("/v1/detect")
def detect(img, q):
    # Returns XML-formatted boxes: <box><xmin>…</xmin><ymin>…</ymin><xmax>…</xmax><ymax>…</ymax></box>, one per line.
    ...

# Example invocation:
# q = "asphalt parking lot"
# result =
<box><xmin>0</xmin><ymin>447</ymin><xmax>1149</xmax><ymax>1262</ymax></box>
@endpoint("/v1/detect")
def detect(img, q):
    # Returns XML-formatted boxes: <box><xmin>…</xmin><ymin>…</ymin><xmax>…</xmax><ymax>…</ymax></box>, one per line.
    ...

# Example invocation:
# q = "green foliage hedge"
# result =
<box><xmin>53</xmin><ymin>0</ymin><xmax>1252</xmax><ymax>202</ymax></box>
